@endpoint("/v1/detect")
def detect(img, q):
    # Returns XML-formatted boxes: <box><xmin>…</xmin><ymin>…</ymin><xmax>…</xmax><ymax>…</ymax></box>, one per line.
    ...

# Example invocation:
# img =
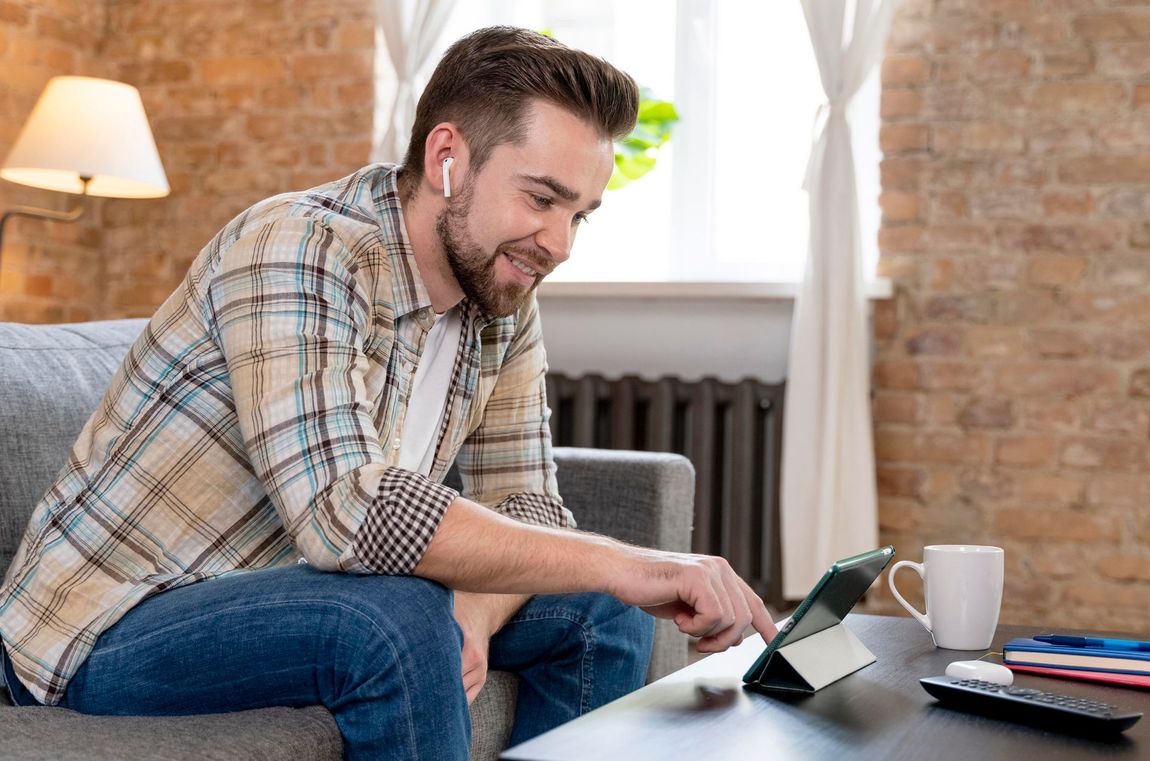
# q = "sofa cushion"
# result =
<box><xmin>0</xmin><ymin>704</ymin><xmax>341</xmax><ymax>760</ymax></box>
<box><xmin>0</xmin><ymin>319</ymin><xmax>147</xmax><ymax>574</ymax></box>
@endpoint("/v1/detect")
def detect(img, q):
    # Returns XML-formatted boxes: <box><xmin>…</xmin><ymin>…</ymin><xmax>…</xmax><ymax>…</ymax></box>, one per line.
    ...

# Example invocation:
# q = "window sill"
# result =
<box><xmin>538</xmin><ymin>279</ymin><xmax>893</xmax><ymax>301</ymax></box>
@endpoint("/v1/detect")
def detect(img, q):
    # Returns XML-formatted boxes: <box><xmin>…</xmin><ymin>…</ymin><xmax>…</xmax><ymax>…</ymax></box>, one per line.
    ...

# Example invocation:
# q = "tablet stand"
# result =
<box><xmin>750</xmin><ymin>622</ymin><xmax>876</xmax><ymax>693</ymax></box>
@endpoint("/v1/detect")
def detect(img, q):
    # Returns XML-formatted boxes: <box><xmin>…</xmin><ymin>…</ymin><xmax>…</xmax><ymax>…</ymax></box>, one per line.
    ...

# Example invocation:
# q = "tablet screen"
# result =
<box><xmin>744</xmin><ymin>545</ymin><xmax>895</xmax><ymax>683</ymax></box>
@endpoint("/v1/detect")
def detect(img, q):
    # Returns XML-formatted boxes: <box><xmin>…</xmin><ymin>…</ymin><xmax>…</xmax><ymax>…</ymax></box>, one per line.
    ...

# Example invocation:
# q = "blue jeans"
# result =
<box><xmin>2</xmin><ymin>564</ymin><xmax>654</xmax><ymax>759</ymax></box>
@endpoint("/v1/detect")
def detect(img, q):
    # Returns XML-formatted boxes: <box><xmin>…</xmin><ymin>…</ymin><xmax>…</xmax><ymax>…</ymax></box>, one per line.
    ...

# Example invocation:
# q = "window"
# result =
<box><xmin>387</xmin><ymin>1</ymin><xmax>882</xmax><ymax>284</ymax></box>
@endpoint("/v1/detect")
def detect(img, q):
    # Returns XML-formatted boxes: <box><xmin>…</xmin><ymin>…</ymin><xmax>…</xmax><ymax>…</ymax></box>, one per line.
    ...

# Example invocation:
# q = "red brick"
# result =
<box><xmin>1030</xmin><ymin>124</ymin><xmax>1092</xmax><ymax>154</ymax></box>
<box><xmin>924</xmin><ymin>294</ymin><xmax>992</xmax><ymax>322</ymax></box>
<box><xmin>1029</xmin><ymin>82</ymin><xmax>1125</xmax><ymax>113</ymax></box>
<box><xmin>873</xmin><ymin>392</ymin><xmax>921</xmax><ymax>425</ymax></box>
<box><xmin>961</xmin><ymin>122</ymin><xmax>1023</xmax><ymax>153</ymax></box>
<box><xmin>926</xmin><ymin>395</ymin><xmax>960</xmax><ymax>425</ymax></box>
<box><xmin>1060</xmin><ymin>437</ymin><xmax>1145</xmax><ymax>471</ymax></box>
<box><xmin>970</xmin><ymin>49</ymin><xmax>1030</xmax><ymax>80</ymax></box>
<box><xmin>881</xmin><ymin>89</ymin><xmax>923</xmax><ymax>119</ymax></box>
<box><xmin>993</xmin><ymin>509</ymin><xmax>1118</xmax><ymax>541</ymax></box>
<box><xmin>1129</xmin><ymin>368</ymin><xmax>1150</xmax><ymax>398</ymax></box>
<box><xmin>933</xmin><ymin>191</ymin><xmax>968</xmax><ymax>219</ymax></box>
<box><xmin>1014</xmin><ymin>474</ymin><xmax>1083</xmax><ymax>505</ymax></box>
<box><xmin>1066</xmin><ymin>291</ymin><xmax>1150</xmax><ymax>325</ymax></box>
<box><xmin>1028</xmin><ymin>327</ymin><xmax>1091</xmax><ymax>358</ymax></box>
<box><xmin>1088</xmin><ymin>400</ymin><xmax>1150</xmax><ymax>437</ymax></box>
<box><xmin>1064</xmin><ymin>581</ymin><xmax>1150</xmax><ymax>610</ymax></box>
<box><xmin>958</xmin><ymin>398</ymin><xmax>1013</xmax><ymax>428</ymax></box>
<box><xmin>1098</xmin><ymin>555</ymin><xmax>1150</xmax><ymax>582</ymax></box>
<box><xmin>876</xmin><ymin>431</ymin><xmax>987</xmax><ymax>464</ymax></box>
<box><xmin>202</xmin><ymin>56</ymin><xmax>286</xmax><ymax>85</ymax></box>
<box><xmin>880</xmin><ymin>124</ymin><xmax>930</xmax><ymax>155</ymax></box>
<box><xmin>880</xmin><ymin>191</ymin><xmax>922</xmax><ymax>222</ymax></box>
<box><xmin>289</xmin><ymin>52</ymin><xmax>370</xmax><ymax>81</ymax></box>
<box><xmin>1074</xmin><ymin>12</ymin><xmax>1150</xmax><ymax>41</ymax></box>
<box><xmin>1040</xmin><ymin>191</ymin><xmax>1094</xmax><ymax>217</ymax></box>
<box><xmin>1088</xmin><ymin>473</ymin><xmax>1150</xmax><ymax>509</ymax></box>
<box><xmin>1097</xmin><ymin>44</ymin><xmax>1150</xmax><ymax>77</ymax></box>
<box><xmin>878</xmin><ymin>225</ymin><xmax>925</xmax><ymax>254</ymax></box>
<box><xmin>995</xmin><ymin>435</ymin><xmax>1054</xmax><ymax>468</ymax></box>
<box><xmin>956</xmin><ymin>257</ymin><xmax>1023</xmax><ymax>290</ymax></box>
<box><xmin>1026</xmin><ymin>256</ymin><xmax>1087</xmax><ymax>287</ymax></box>
<box><xmin>919</xmin><ymin>361</ymin><xmax>986</xmax><ymax>392</ymax></box>
<box><xmin>1098</xmin><ymin>331</ymin><xmax>1150</xmax><ymax>361</ymax></box>
<box><xmin>996</xmin><ymin>290</ymin><xmax>1059</xmax><ymax>325</ymax></box>
<box><xmin>906</xmin><ymin>328</ymin><xmax>963</xmax><ymax>356</ymax></box>
<box><xmin>0</xmin><ymin>1</ymin><xmax>29</xmax><ymax>25</ymax></box>
<box><xmin>874</xmin><ymin>360</ymin><xmax>920</xmax><ymax>390</ymax></box>
<box><xmin>997</xmin><ymin>363</ymin><xmax>1120</xmax><ymax>397</ymax></box>
<box><xmin>881</xmin><ymin>157</ymin><xmax>925</xmax><ymax>189</ymax></box>
<box><xmin>1042</xmin><ymin>48</ymin><xmax>1093</xmax><ymax>77</ymax></box>
<box><xmin>967</xmin><ymin>326</ymin><xmax>1023</xmax><ymax>358</ymax></box>
<box><xmin>873</xmin><ymin>299</ymin><xmax>899</xmax><ymax>341</ymax></box>
<box><xmin>882</xmin><ymin>55</ymin><xmax>930</xmax><ymax>85</ymax></box>
<box><xmin>877</xmin><ymin>466</ymin><xmax>925</xmax><ymax>497</ymax></box>
<box><xmin>996</xmin><ymin>223</ymin><xmax>1123</xmax><ymax>253</ymax></box>
<box><xmin>1059</xmin><ymin>155</ymin><xmax>1150</xmax><ymax>184</ymax></box>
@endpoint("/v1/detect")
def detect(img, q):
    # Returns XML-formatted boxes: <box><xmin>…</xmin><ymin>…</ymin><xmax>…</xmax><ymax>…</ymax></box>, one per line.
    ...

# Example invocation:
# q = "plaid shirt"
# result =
<box><xmin>0</xmin><ymin>164</ymin><xmax>573</xmax><ymax>706</ymax></box>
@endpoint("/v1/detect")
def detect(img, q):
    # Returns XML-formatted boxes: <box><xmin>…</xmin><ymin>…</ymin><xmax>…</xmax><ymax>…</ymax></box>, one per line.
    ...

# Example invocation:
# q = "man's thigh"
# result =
<box><xmin>60</xmin><ymin>564</ymin><xmax>461</xmax><ymax>716</ymax></box>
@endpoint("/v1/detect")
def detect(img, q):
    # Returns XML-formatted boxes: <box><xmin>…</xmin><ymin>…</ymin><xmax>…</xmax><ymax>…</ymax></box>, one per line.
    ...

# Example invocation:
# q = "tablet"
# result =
<box><xmin>743</xmin><ymin>545</ymin><xmax>895</xmax><ymax>684</ymax></box>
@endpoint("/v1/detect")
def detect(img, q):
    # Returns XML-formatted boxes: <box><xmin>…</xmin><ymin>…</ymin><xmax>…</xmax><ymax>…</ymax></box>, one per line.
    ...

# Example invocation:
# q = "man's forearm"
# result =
<box><xmin>417</xmin><ymin>494</ymin><xmax>780</xmax><ymax>655</ymax></box>
<box><xmin>413</xmin><ymin>495</ymin><xmax>625</xmax><ymax>596</ymax></box>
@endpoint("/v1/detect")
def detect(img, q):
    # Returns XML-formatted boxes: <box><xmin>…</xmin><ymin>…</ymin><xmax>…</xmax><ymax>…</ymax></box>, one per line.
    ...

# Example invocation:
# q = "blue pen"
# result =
<box><xmin>1034</xmin><ymin>634</ymin><xmax>1150</xmax><ymax>652</ymax></box>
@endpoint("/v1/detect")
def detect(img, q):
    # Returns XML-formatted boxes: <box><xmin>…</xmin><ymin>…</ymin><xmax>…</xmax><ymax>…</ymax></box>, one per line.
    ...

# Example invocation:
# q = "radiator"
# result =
<box><xmin>545</xmin><ymin>372</ymin><xmax>786</xmax><ymax>607</ymax></box>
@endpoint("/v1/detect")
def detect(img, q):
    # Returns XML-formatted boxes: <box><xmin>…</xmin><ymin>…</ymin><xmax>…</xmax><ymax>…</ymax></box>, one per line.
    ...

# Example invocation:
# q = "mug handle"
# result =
<box><xmin>888</xmin><ymin>560</ymin><xmax>932</xmax><ymax>633</ymax></box>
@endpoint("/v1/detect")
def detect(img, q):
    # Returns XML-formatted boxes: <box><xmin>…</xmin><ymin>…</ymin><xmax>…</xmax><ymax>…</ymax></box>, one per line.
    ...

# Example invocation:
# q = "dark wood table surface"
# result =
<box><xmin>501</xmin><ymin>614</ymin><xmax>1150</xmax><ymax>761</ymax></box>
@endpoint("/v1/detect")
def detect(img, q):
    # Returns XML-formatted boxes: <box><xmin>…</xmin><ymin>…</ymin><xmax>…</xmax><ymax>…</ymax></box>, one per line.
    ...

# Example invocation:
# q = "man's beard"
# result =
<box><xmin>435</xmin><ymin>184</ymin><xmax>544</xmax><ymax>320</ymax></box>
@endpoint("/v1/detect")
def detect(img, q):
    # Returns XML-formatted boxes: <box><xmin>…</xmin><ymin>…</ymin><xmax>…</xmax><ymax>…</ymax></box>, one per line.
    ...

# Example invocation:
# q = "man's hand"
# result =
<box><xmin>609</xmin><ymin>549</ymin><xmax>777</xmax><ymax>653</ymax></box>
<box><xmin>452</xmin><ymin>592</ymin><xmax>531</xmax><ymax>704</ymax></box>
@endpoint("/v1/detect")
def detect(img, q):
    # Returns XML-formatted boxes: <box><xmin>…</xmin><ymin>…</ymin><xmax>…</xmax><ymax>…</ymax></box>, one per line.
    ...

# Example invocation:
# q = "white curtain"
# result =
<box><xmin>371</xmin><ymin>0</ymin><xmax>457</xmax><ymax>164</ymax></box>
<box><xmin>781</xmin><ymin>0</ymin><xmax>901</xmax><ymax>599</ymax></box>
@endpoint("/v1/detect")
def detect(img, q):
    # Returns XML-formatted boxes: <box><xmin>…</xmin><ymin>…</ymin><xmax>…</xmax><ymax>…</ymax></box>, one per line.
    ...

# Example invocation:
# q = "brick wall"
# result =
<box><xmin>873</xmin><ymin>0</ymin><xmax>1150</xmax><ymax>634</ymax></box>
<box><xmin>0</xmin><ymin>0</ymin><xmax>376</xmax><ymax>321</ymax></box>
<box><xmin>0</xmin><ymin>0</ymin><xmax>109</xmax><ymax>322</ymax></box>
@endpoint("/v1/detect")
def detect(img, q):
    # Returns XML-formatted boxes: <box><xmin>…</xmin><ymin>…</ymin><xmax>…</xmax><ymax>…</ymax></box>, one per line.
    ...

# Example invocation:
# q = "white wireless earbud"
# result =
<box><xmin>442</xmin><ymin>157</ymin><xmax>454</xmax><ymax>198</ymax></box>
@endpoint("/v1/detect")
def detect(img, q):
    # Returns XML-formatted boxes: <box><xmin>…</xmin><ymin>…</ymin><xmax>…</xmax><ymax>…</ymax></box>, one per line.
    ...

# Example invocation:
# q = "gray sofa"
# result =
<box><xmin>0</xmin><ymin>319</ymin><xmax>694</xmax><ymax>760</ymax></box>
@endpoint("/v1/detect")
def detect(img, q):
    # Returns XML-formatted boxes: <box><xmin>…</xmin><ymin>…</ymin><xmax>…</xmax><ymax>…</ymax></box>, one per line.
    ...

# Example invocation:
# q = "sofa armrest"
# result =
<box><xmin>553</xmin><ymin>447</ymin><xmax>694</xmax><ymax>680</ymax></box>
<box><xmin>552</xmin><ymin>447</ymin><xmax>693</xmax><ymax>554</ymax></box>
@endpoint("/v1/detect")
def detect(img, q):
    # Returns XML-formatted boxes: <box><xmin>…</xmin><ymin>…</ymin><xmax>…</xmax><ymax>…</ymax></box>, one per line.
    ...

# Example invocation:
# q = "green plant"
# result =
<box><xmin>610</xmin><ymin>88</ymin><xmax>679</xmax><ymax>190</ymax></box>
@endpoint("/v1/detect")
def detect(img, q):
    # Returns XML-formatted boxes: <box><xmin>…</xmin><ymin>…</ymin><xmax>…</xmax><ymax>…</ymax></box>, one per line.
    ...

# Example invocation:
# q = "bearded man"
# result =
<box><xmin>0</xmin><ymin>26</ymin><xmax>775</xmax><ymax>760</ymax></box>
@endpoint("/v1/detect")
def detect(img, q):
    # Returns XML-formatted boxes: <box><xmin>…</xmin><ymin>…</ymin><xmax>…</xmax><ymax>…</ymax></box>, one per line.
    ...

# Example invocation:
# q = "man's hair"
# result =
<box><xmin>398</xmin><ymin>26</ymin><xmax>639</xmax><ymax>199</ymax></box>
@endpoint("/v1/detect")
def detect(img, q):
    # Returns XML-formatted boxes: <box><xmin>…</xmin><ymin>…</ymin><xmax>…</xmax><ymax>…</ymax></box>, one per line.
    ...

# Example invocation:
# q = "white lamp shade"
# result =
<box><xmin>1</xmin><ymin>76</ymin><xmax>169</xmax><ymax>199</ymax></box>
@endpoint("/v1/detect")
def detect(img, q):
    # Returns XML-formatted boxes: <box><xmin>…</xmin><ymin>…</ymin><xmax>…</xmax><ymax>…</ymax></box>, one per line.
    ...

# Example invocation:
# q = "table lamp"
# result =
<box><xmin>0</xmin><ymin>75</ymin><xmax>170</xmax><ymax>282</ymax></box>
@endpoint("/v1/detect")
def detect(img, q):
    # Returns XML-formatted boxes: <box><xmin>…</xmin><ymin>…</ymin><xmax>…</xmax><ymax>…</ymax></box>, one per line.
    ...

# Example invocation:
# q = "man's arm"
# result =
<box><xmin>417</xmin><ymin>496</ymin><xmax>776</xmax><ymax>654</ymax></box>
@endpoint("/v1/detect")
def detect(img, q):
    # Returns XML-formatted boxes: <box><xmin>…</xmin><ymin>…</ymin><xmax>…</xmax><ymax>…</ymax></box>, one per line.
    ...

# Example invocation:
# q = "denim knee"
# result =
<box><xmin>320</xmin><ymin>575</ymin><xmax>462</xmax><ymax>685</ymax></box>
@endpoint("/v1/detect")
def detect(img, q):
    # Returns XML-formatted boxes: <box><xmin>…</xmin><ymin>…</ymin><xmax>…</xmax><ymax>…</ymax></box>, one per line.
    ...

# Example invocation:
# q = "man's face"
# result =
<box><xmin>436</xmin><ymin>100</ymin><xmax>615</xmax><ymax>319</ymax></box>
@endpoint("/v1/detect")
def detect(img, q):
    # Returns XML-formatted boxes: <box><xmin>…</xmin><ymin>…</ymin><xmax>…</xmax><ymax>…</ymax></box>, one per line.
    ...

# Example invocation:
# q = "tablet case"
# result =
<box><xmin>748</xmin><ymin>621</ymin><xmax>876</xmax><ymax>693</ymax></box>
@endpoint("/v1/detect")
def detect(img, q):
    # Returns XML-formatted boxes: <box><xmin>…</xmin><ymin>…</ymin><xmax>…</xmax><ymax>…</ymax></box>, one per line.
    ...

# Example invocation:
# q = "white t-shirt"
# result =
<box><xmin>397</xmin><ymin>308</ymin><xmax>463</xmax><ymax>476</ymax></box>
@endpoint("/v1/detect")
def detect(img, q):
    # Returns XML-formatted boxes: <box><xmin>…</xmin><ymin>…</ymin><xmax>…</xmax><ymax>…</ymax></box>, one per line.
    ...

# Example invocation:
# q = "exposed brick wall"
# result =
<box><xmin>0</xmin><ymin>0</ymin><xmax>376</xmax><ymax>322</ymax></box>
<box><xmin>873</xmin><ymin>0</ymin><xmax>1150</xmax><ymax>634</ymax></box>
<box><xmin>0</xmin><ymin>0</ymin><xmax>110</xmax><ymax>322</ymax></box>
<box><xmin>98</xmin><ymin>0</ymin><xmax>376</xmax><ymax>318</ymax></box>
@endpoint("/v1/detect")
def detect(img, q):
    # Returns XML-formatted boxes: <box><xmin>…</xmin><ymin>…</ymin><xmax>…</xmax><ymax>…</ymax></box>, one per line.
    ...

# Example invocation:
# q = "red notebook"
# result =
<box><xmin>1006</xmin><ymin>663</ymin><xmax>1150</xmax><ymax>690</ymax></box>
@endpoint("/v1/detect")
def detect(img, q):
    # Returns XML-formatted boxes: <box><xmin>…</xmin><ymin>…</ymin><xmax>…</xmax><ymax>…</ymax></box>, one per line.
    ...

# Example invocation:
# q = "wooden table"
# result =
<box><xmin>502</xmin><ymin>614</ymin><xmax>1150</xmax><ymax>761</ymax></box>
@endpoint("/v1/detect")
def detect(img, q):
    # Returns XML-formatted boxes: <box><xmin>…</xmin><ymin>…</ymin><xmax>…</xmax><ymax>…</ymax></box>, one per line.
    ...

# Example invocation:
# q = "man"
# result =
<box><xmin>0</xmin><ymin>26</ymin><xmax>775</xmax><ymax>759</ymax></box>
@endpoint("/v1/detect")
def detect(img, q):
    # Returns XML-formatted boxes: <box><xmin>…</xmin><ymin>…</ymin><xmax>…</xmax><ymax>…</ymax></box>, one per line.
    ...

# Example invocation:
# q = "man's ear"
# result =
<box><xmin>424</xmin><ymin>123</ymin><xmax>468</xmax><ymax>198</ymax></box>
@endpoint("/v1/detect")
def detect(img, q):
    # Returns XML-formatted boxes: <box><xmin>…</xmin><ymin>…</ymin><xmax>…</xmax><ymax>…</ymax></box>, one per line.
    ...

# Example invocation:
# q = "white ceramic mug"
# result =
<box><xmin>888</xmin><ymin>545</ymin><xmax>1004</xmax><ymax>650</ymax></box>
